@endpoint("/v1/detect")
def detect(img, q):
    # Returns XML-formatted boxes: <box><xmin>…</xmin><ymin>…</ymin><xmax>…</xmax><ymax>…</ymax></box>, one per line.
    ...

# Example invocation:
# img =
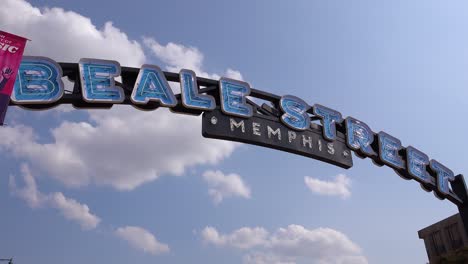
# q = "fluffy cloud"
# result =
<box><xmin>144</xmin><ymin>38</ymin><xmax>243</xmax><ymax>80</ymax></box>
<box><xmin>304</xmin><ymin>174</ymin><xmax>351</xmax><ymax>199</ymax></box>
<box><xmin>8</xmin><ymin>163</ymin><xmax>46</xmax><ymax>208</ymax></box>
<box><xmin>0</xmin><ymin>0</ymin><xmax>243</xmax><ymax>191</ymax></box>
<box><xmin>202</xmin><ymin>226</ymin><xmax>268</xmax><ymax>249</ymax></box>
<box><xmin>115</xmin><ymin>226</ymin><xmax>169</xmax><ymax>255</ymax></box>
<box><xmin>9</xmin><ymin>164</ymin><xmax>101</xmax><ymax>230</ymax></box>
<box><xmin>243</xmin><ymin>252</ymin><xmax>295</xmax><ymax>264</ymax></box>
<box><xmin>202</xmin><ymin>170</ymin><xmax>251</xmax><ymax>204</ymax></box>
<box><xmin>0</xmin><ymin>109</ymin><xmax>237</xmax><ymax>190</ymax></box>
<box><xmin>1</xmin><ymin>0</ymin><xmax>145</xmax><ymax>67</ymax></box>
<box><xmin>202</xmin><ymin>225</ymin><xmax>367</xmax><ymax>264</ymax></box>
<box><xmin>48</xmin><ymin>192</ymin><xmax>101</xmax><ymax>230</ymax></box>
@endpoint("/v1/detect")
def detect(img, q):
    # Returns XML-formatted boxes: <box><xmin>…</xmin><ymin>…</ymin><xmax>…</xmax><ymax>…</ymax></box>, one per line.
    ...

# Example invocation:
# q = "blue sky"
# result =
<box><xmin>1</xmin><ymin>0</ymin><xmax>467</xmax><ymax>263</ymax></box>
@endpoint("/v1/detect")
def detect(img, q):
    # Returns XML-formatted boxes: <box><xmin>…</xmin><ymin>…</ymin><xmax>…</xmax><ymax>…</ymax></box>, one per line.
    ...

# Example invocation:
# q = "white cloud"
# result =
<box><xmin>201</xmin><ymin>225</ymin><xmax>367</xmax><ymax>264</ymax></box>
<box><xmin>267</xmin><ymin>225</ymin><xmax>365</xmax><ymax>264</ymax></box>
<box><xmin>8</xmin><ymin>163</ymin><xmax>46</xmax><ymax>208</ymax></box>
<box><xmin>0</xmin><ymin>110</ymin><xmax>236</xmax><ymax>190</ymax></box>
<box><xmin>0</xmin><ymin>0</ymin><xmax>241</xmax><ymax>191</ymax></box>
<box><xmin>143</xmin><ymin>39</ymin><xmax>203</xmax><ymax>74</ymax></box>
<box><xmin>202</xmin><ymin>170</ymin><xmax>251</xmax><ymax>204</ymax></box>
<box><xmin>243</xmin><ymin>252</ymin><xmax>295</xmax><ymax>264</ymax></box>
<box><xmin>201</xmin><ymin>226</ymin><xmax>225</xmax><ymax>245</ymax></box>
<box><xmin>115</xmin><ymin>226</ymin><xmax>169</xmax><ymax>255</ymax></box>
<box><xmin>1</xmin><ymin>0</ymin><xmax>145</xmax><ymax>67</ymax></box>
<box><xmin>304</xmin><ymin>174</ymin><xmax>351</xmax><ymax>199</ymax></box>
<box><xmin>225</xmin><ymin>68</ymin><xmax>243</xmax><ymax>80</ymax></box>
<box><xmin>144</xmin><ymin>38</ymin><xmax>243</xmax><ymax>80</ymax></box>
<box><xmin>9</xmin><ymin>164</ymin><xmax>101</xmax><ymax>230</ymax></box>
<box><xmin>48</xmin><ymin>192</ymin><xmax>101</xmax><ymax>230</ymax></box>
<box><xmin>202</xmin><ymin>226</ymin><xmax>268</xmax><ymax>249</ymax></box>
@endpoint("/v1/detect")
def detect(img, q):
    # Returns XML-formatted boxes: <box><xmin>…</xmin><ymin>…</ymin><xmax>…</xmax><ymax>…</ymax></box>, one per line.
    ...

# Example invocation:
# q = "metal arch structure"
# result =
<box><xmin>9</xmin><ymin>61</ymin><xmax>468</xmax><ymax>237</ymax></box>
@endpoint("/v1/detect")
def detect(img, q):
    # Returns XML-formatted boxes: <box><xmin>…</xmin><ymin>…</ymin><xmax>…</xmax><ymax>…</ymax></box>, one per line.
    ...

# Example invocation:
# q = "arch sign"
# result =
<box><xmin>7</xmin><ymin>56</ymin><xmax>468</xmax><ymax>233</ymax></box>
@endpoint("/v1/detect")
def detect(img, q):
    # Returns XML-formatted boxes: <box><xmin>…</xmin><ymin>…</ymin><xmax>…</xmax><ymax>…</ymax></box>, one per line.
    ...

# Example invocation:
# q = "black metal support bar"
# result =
<box><xmin>450</xmin><ymin>175</ymin><xmax>468</xmax><ymax>237</ymax></box>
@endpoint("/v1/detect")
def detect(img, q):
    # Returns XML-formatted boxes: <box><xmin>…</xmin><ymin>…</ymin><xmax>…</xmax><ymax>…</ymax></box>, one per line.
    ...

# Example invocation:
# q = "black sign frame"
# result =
<box><xmin>9</xmin><ymin>62</ymin><xmax>468</xmax><ymax>237</ymax></box>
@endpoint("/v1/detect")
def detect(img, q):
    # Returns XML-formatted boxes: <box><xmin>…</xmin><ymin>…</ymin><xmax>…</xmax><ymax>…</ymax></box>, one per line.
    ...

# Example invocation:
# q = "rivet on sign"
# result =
<box><xmin>211</xmin><ymin>116</ymin><xmax>218</xmax><ymax>125</ymax></box>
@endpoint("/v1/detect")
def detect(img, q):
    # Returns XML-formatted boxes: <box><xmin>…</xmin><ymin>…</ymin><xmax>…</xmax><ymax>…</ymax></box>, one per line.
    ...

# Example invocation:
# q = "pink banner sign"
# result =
<box><xmin>0</xmin><ymin>30</ymin><xmax>27</xmax><ymax>125</ymax></box>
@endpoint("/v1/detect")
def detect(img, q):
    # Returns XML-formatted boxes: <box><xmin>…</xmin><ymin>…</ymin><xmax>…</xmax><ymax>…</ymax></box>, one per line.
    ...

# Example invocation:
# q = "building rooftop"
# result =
<box><xmin>418</xmin><ymin>213</ymin><xmax>468</xmax><ymax>264</ymax></box>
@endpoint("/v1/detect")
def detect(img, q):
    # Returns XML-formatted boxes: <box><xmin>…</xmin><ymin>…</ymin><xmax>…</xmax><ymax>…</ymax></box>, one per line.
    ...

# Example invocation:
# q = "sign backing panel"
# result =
<box><xmin>202</xmin><ymin>109</ymin><xmax>353</xmax><ymax>169</ymax></box>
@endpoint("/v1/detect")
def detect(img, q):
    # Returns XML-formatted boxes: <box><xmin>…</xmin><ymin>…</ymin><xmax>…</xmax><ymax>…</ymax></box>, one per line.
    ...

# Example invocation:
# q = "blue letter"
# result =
<box><xmin>406</xmin><ymin>146</ymin><xmax>431</xmax><ymax>184</ymax></box>
<box><xmin>79</xmin><ymin>58</ymin><xmax>124</xmax><ymax>103</ymax></box>
<box><xmin>131</xmin><ymin>65</ymin><xmax>176</xmax><ymax>106</ymax></box>
<box><xmin>378</xmin><ymin>132</ymin><xmax>405</xmax><ymax>169</ymax></box>
<box><xmin>312</xmin><ymin>104</ymin><xmax>342</xmax><ymax>140</ymax></box>
<box><xmin>430</xmin><ymin>160</ymin><xmax>455</xmax><ymax>196</ymax></box>
<box><xmin>12</xmin><ymin>56</ymin><xmax>64</xmax><ymax>104</ymax></box>
<box><xmin>280</xmin><ymin>95</ymin><xmax>310</xmax><ymax>131</ymax></box>
<box><xmin>180</xmin><ymin>69</ymin><xmax>215</xmax><ymax>110</ymax></box>
<box><xmin>219</xmin><ymin>77</ymin><xmax>252</xmax><ymax>118</ymax></box>
<box><xmin>345</xmin><ymin>117</ymin><xmax>376</xmax><ymax>156</ymax></box>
